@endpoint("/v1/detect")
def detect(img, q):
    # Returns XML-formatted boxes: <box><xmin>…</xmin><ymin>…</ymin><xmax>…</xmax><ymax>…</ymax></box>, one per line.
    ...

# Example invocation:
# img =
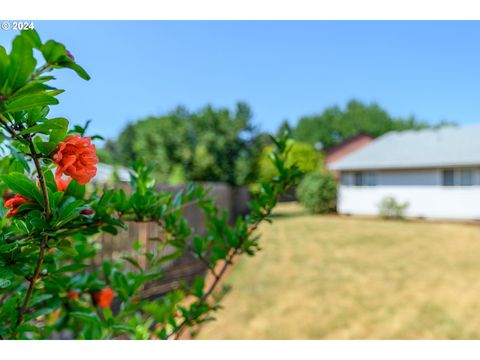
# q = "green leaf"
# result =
<box><xmin>21</xmin><ymin>29</ymin><xmax>42</xmax><ymax>49</ymax></box>
<box><xmin>65</xmin><ymin>179</ymin><xmax>85</xmax><ymax>200</ymax></box>
<box><xmin>0</xmin><ymin>47</ymin><xmax>10</xmax><ymax>93</ymax></box>
<box><xmin>17</xmin><ymin>117</ymin><xmax>68</xmax><ymax>135</ymax></box>
<box><xmin>41</xmin><ymin>40</ymin><xmax>68</xmax><ymax>64</ymax></box>
<box><xmin>7</xmin><ymin>34</ymin><xmax>37</xmax><ymax>92</ymax></box>
<box><xmin>102</xmin><ymin>261</ymin><xmax>112</xmax><ymax>278</ymax></box>
<box><xmin>29</xmin><ymin>294</ymin><xmax>53</xmax><ymax>307</ymax></box>
<box><xmin>57</xmin><ymin>239</ymin><xmax>78</xmax><ymax>256</ymax></box>
<box><xmin>56</xmin><ymin>199</ymin><xmax>83</xmax><ymax>227</ymax></box>
<box><xmin>60</xmin><ymin>62</ymin><xmax>91</xmax><ymax>81</ymax></box>
<box><xmin>43</xmin><ymin>169</ymin><xmax>56</xmax><ymax>190</ymax></box>
<box><xmin>55</xmin><ymin>263</ymin><xmax>89</xmax><ymax>273</ymax></box>
<box><xmin>11</xmin><ymin>82</ymin><xmax>55</xmax><ymax>98</ymax></box>
<box><xmin>0</xmin><ymin>268</ymin><xmax>14</xmax><ymax>289</ymax></box>
<box><xmin>193</xmin><ymin>277</ymin><xmax>205</xmax><ymax>298</ymax></box>
<box><xmin>4</xmin><ymin>94</ymin><xmax>58</xmax><ymax>114</ymax></box>
<box><xmin>50</xmin><ymin>128</ymin><xmax>67</xmax><ymax>142</ymax></box>
<box><xmin>41</xmin><ymin>40</ymin><xmax>90</xmax><ymax>80</ymax></box>
<box><xmin>35</xmin><ymin>141</ymin><xmax>57</xmax><ymax>155</ymax></box>
<box><xmin>101</xmin><ymin>225</ymin><xmax>118</xmax><ymax>235</ymax></box>
<box><xmin>122</xmin><ymin>256</ymin><xmax>143</xmax><ymax>271</ymax></box>
<box><xmin>193</xmin><ymin>236</ymin><xmax>204</xmax><ymax>254</ymax></box>
<box><xmin>24</xmin><ymin>307</ymin><xmax>54</xmax><ymax>322</ymax></box>
<box><xmin>0</xmin><ymin>172</ymin><xmax>44</xmax><ymax>206</ymax></box>
<box><xmin>70</xmin><ymin>312</ymin><xmax>100</xmax><ymax>323</ymax></box>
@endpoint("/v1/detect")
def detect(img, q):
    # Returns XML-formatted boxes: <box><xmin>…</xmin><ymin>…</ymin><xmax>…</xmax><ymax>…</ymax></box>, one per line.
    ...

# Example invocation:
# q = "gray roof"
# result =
<box><xmin>329</xmin><ymin>124</ymin><xmax>480</xmax><ymax>171</ymax></box>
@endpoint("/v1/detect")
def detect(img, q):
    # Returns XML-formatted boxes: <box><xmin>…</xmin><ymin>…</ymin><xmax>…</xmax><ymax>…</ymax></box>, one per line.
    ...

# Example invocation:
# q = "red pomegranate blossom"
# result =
<box><xmin>4</xmin><ymin>194</ymin><xmax>31</xmax><ymax>217</ymax></box>
<box><xmin>52</xmin><ymin>135</ymin><xmax>99</xmax><ymax>185</ymax></box>
<box><xmin>55</xmin><ymin>176</ymin><xmax>71</xmax><ymax>192</ymax></box>
<box><xmin>93</xmin><ymin>288</ymin><xmax>115</xmax><ymax>309</ymax></box>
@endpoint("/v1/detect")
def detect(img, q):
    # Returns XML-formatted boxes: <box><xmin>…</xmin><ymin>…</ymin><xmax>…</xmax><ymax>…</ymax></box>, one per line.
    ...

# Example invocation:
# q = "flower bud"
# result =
<box><xmin>92</xmin><ymin>288</ymin><xmax>114</xmax><ymax>309</ymax></box>
<box><xmin>66</xmin><ymin>50</ymin><xmax>75</xmax><ymax>62</ymax></box>
<box><xmin>67</xmin><ymin>290</ymin><xmax>79</xmax><ymax>301</ymax></box>
<box><xmin>2</xmin><ymin>189</ymin><xmax>14</xmax><ymax>201</ymax></box>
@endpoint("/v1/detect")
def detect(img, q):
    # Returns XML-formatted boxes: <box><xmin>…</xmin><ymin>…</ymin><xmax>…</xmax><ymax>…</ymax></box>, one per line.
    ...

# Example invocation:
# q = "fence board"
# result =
<box><xmin>94</xmin><ymin>182</ymin><xmax>250</xmax><ymax>299</ymax></box>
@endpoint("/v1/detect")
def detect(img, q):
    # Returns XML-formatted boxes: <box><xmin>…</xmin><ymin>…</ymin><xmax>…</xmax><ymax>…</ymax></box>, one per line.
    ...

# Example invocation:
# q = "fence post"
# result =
<box><xmin>137</xmin><ymin>223</ymin><xmax>148</xmax><ymax>270</ymax></box>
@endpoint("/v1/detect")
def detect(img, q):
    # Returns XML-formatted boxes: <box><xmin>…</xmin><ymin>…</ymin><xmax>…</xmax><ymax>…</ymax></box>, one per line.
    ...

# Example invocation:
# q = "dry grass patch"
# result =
<box><xmin>198</xmin><ymin>202</ymin><xmax>480</xmax><ymax>339</ymax></box>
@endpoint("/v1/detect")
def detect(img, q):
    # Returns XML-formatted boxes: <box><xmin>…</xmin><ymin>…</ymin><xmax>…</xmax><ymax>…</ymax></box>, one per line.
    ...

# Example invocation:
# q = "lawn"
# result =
<box><xmin>198</xmin><ymin>202</ymin><xmax>480</xmax><ymax>339</ymax></box>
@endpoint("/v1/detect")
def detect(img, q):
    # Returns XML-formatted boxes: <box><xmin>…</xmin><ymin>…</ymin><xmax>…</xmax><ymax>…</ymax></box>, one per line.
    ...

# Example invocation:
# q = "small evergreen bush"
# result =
<box><xmin>297</xmin><ymin>171</ymin><xmax>337</xmax><ymax>214</ymax></box>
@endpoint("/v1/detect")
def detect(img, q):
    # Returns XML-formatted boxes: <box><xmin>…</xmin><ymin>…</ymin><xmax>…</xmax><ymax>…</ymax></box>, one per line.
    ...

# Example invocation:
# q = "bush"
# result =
<box><xmin>378</xmin><ymin>196</ymin><xmax>409</xmax><ymax>219</ymax></box>
<box><xmin>0</xmin><ymin>30</ymin><xmax>302</xmax><ymax>340</ymax></box>
<box><xmin>258</xmin><ymin>140</ymin><xmax>322</xmax><ymax>183</ymax></box>
<box><xmin>297</xmin><ymin>171</ymin><xmax>337</xmax><ymax>214</ymax></box>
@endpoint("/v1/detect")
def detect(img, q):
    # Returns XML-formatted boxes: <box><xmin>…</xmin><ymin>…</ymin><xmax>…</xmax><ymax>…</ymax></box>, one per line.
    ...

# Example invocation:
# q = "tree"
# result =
<box><xmin>291</xmin><ymin>99</ymin><xmax>451</xmax><ymax>150</ymax></box>
<box><xmin>258</xmin><ymin>140</ymin><xmax>322</xmax><ymax>183</ymax></box>
<box><xmin>104</xmin><ymin>103</ymin><xmax>262</xmax><ymax>186</ymax></box>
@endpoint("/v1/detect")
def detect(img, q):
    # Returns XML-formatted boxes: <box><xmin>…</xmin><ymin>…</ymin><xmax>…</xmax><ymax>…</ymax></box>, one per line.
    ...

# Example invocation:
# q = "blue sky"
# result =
<box><xmin>2</xmin><ymin>21</ymin><xmax>480</xmax><ymax>140</ymax></box>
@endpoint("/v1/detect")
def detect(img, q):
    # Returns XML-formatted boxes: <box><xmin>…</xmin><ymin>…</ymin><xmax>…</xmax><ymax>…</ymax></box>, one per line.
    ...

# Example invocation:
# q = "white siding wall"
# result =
<box><xmin>337</xmin><ymin>168</ymin><xmax>480</xmax><ymax>219</ymax></box>
<box><xmin>338</xmin><ymin>186</ymin><xmax>480</xmax><ymax>219</ymax></box>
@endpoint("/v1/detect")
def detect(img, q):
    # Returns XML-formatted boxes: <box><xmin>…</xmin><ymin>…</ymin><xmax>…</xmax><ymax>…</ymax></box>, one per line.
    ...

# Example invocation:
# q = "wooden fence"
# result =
<box><xmin>93</xmin><ymin>182</ymin><xmax>251</xmax><ymax>299</ymax></box>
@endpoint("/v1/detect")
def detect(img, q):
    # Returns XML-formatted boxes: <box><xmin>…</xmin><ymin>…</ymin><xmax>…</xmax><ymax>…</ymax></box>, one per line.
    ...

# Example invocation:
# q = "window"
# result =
<box><xmin>442</xmin><ymin>169</ymin><xmax>475</xmax><ymax>186</ymax></box>
<box><xmin>460</xmin><ymin>170</ymin><xmax>473</xmax><ymax>186</ymax></box>
<box><xmin>365</xmin><ymin>172</ymin><xmax>376</xmax><ymax>186</ymax></box>
<box><xmin>354</xmin><ymin>172</ymin><xmax>363</xmax><ymax>186</ymax></box>
<box><xmin>354</xmin><ymin>171</ymin><xmax>376</xmax><ymax>186</ymax></box>
<box><xmin>442</xmin><ymin>170</ymin><xmax>454</xmax><ymax>186</ymax></box>
<box><xmin>340</xmin><ymin>173</ymin><xmax>351</xmax><ymax>186</ymax></box>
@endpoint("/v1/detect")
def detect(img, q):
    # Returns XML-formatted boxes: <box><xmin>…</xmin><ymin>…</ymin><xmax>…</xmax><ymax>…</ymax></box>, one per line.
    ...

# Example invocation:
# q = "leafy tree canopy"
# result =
<box><xmin>291</xmin><ymin>99</ymin><xmax>454</xmax><ymax>150</ymax></box>
<box><xmin>258</xmin><ymin>140</ymin><xmax>322</xmax><ymax>183</ymax></box>
<box><xmin>104</xmin><ymin>103</ymin><xmax>263</xmax><ymax>186</ymax></box>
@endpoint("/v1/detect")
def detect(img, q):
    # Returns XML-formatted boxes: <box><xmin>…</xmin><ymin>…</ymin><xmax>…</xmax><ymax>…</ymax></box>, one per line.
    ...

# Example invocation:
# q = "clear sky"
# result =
<box><xmin>2</xmin><ymin>21</ymin><xmax>480</xmax><ymax>140</ymax></box>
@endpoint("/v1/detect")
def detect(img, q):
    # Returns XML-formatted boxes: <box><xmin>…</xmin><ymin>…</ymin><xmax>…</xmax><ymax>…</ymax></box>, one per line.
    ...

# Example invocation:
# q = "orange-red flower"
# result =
<box><xmin>52</xmin><ymin>135</ymin><xmax>98</xmax><ymax>185</ymax></box>
<box><xmin>4</xmin><ymin>194</ymin><xmax>31</xmax><ymax>217</ymax></box>
<box><xmin>93</xmin><ymin>288</ymin><xmax>114</xmax><ymax>309</ymax></box>
<box><xmin>67</xmin><ymin>290</ymin><xmax>80</xmax><ymax>301</ymax></box>
<box><xmin>55</xmin><ymin>176</ymin><xmax>71</xmax><ymax>192</ymax></box>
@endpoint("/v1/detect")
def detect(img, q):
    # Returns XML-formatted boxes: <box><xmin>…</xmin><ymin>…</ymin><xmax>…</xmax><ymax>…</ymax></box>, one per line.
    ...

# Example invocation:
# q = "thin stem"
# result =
<box><xmin>16</xmin><ymin>140</ymin><xmax>51</xmax><ymax>327</ymax></box>
<box><xmin>15</xmin><ymin>238</ymin><xmax>46</xmax><ymax>327</ymax></box>
<box><xmin>29</xmin><ymin>143</ymin><xmax>51</xmax><ymax>219</ymax></box>
<box><xmin>31</xmin><ymin>64</ymin><xmax>51</xmax><ymax>81</ymax></box>
<box><xmin>0</xmin><ymin>114</ymin><xmax>17</xmax><ymax>138</ymax></box>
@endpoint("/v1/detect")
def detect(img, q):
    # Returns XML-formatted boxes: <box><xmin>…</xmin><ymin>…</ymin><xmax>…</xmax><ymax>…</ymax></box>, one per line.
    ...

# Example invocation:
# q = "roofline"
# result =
<box><xmin>325</xmin><ymin>133</ymin><xmax>374</xmax><ymax>155</ymax></box>
<box><xmin>330</xmin><ymin>162</ymin><xmax>480</xmax><ymax>171</ymax></box>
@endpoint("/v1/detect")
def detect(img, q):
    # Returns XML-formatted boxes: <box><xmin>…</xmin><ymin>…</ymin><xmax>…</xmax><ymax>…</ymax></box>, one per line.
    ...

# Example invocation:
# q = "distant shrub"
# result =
<box><xmin>258</xmin><ymin>140</ymin><xmax>322</xmax><ymax>183</ymax></box>
<box><xmin>297</xmin><ymin>171</ymin><xmax>337</xmax><ymax>214</ymax></box>
<box><xmin>378</xmin><ymin>196</ymin><xmax>409</xmax><ymax>219</ymax></box>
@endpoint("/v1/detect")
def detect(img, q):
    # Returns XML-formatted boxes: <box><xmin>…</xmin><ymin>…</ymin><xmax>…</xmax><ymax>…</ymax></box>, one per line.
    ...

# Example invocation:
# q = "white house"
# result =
<box><xmin>92</xmin><ymin>163</ymin><xmax>131</xmax><ymax>185</ymax></box>
<box><xmin>328</xmin><ymin>125</ymin><xmax>480</xmax><ymax>220</ymax></box>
